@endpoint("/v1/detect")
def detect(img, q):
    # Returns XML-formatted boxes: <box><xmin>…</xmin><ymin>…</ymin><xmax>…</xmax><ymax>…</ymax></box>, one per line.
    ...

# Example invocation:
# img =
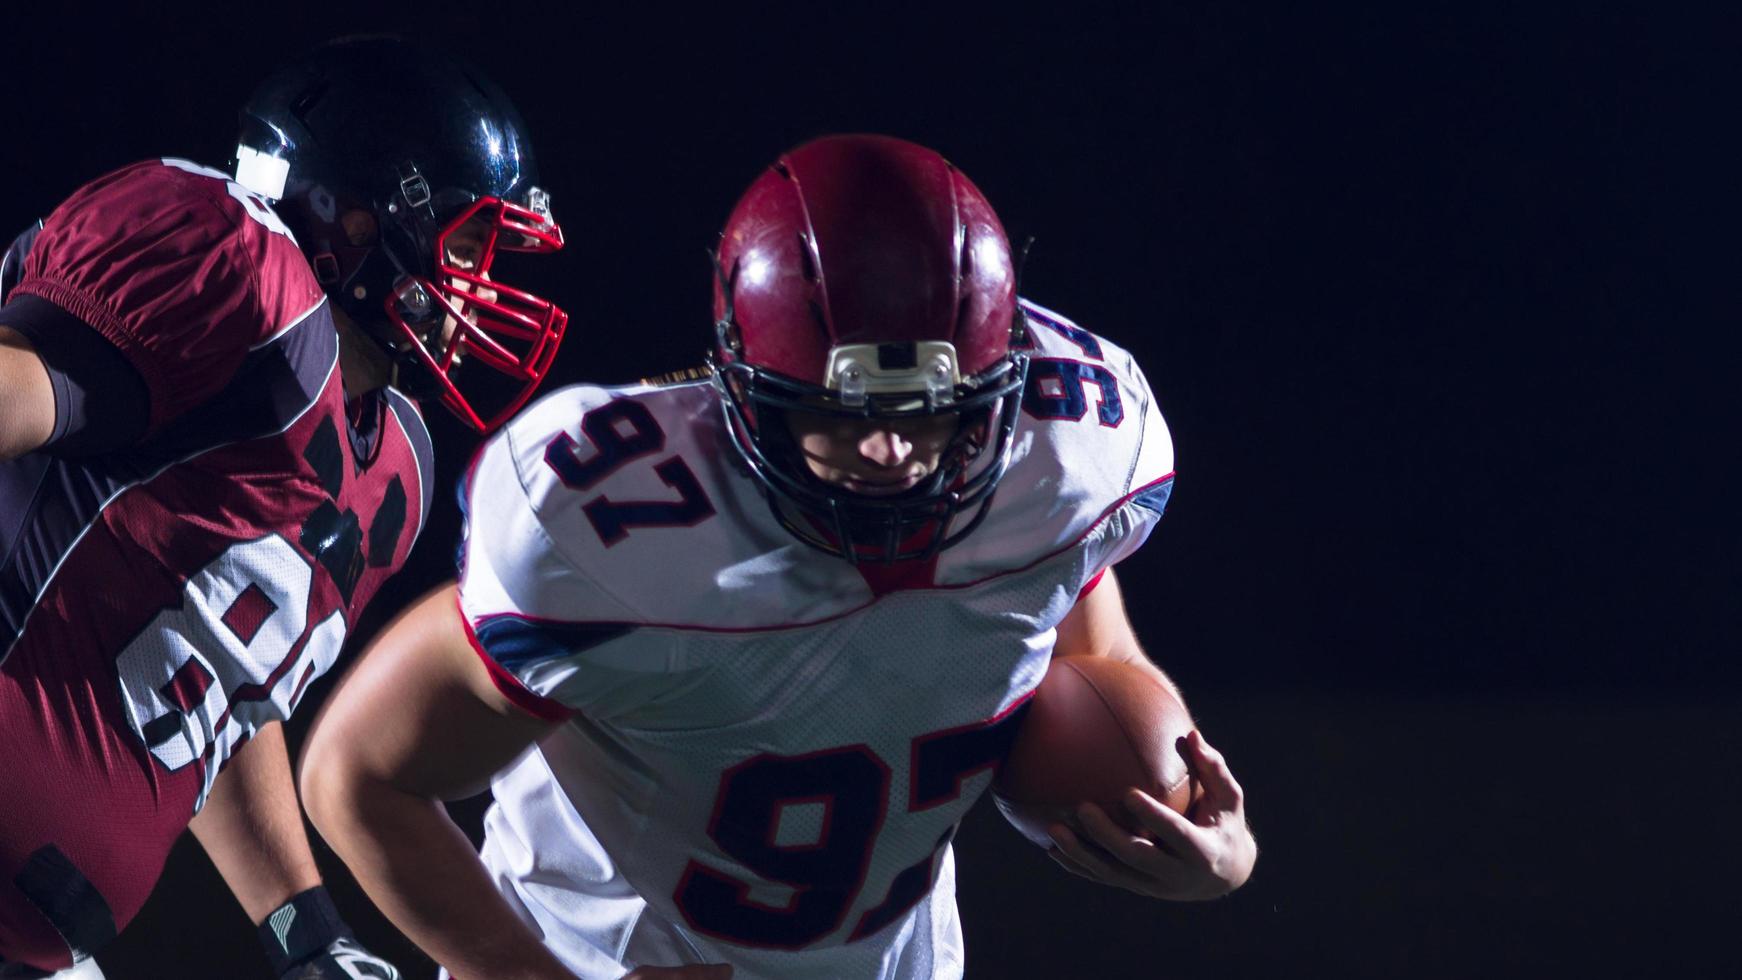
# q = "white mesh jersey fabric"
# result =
<box><xmin>458</xmin><ymin>302</ymin><xmax>1173</xmax><ymax>979</ymax></box>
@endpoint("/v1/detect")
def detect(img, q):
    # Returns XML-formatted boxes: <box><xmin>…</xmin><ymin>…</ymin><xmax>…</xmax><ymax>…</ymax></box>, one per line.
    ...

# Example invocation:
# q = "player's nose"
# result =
<box><xmin>858</xmin><ymin>427</ymin><xmax>913</xmax><ymax>468</ymax></box>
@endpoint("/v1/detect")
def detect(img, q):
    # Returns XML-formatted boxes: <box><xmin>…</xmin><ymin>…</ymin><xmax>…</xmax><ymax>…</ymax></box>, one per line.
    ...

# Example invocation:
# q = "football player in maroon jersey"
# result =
<box><xmin>0</xmin><ymin>37</ymin><xmax>567</xmax><ymax>979</ymax></box>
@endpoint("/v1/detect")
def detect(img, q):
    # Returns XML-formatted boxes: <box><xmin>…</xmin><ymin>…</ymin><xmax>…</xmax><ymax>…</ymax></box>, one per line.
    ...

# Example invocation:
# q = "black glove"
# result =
<box><xmin>259</xmin><ymin>887</ymin><xmax>400</xmax><ymax>980</ymax></box>
<box><xmin>280</xmin><ymin>937</ymin><xmax>401</xmax><ymax>980</ymax></box>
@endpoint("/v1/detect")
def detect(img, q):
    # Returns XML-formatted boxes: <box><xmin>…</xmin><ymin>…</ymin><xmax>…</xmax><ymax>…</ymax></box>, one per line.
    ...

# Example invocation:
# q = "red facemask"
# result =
<box><xmin>386</xmin><ymin>195</ymin><xmax>567</xmax><ymax>432</ymax></box>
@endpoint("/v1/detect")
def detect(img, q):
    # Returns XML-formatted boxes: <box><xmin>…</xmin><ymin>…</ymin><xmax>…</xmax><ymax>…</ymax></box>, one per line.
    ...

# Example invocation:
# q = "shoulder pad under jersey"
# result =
<box><xmin>8</xmin><ymin>159</ymin><xmax>323</xmax><ymax>434</ymax></box>
<box><xmin>935</xmin><ymin>299</ymin><xmax>1175</xmax><ymax>588</ymax></box>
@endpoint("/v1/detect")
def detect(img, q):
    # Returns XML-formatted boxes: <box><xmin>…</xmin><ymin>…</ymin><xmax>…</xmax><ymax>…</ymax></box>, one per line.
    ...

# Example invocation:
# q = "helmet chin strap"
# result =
<box><xmin>365</xmin><ymin>228</ymin><xmax>453</xmax><ymax>397</ymax></box>
<box><xmin>380</xmin><ymin>333</ymin><xmax>448</xmax><ymax>401</ymax></box>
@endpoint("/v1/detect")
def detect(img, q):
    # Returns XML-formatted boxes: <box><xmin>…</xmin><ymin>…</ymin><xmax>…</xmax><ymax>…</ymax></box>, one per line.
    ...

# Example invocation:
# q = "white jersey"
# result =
<box><xmin>456</xmin><ymin>302</ymin><xmax>1175</xmax><ymax>979</ymax></box>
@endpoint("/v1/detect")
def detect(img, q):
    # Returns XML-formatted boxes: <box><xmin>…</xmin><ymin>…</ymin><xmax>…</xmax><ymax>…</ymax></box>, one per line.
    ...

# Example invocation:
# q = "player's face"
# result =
<box><xmin>437</xmin><ymin>214</ymin><xmax>497</xmax><ymax>355</ymax></box>
<box><xmin>783</xmin><ymin>411</ymin><xmax>960</xmax><ymax>495</ymax></box>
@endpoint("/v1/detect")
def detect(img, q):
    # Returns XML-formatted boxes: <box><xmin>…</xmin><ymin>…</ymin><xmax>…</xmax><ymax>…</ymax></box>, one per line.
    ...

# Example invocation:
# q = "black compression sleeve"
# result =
<box><xmin>0</xmin><ymin>294</ymin><xmax>148</xmax><ymax>455</ymax></box>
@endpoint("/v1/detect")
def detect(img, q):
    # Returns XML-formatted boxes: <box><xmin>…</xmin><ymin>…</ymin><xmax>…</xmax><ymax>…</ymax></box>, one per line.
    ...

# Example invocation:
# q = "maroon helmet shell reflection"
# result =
<box><xmin>709</xmin><ymin>134</ymin><xmax>1029</xmax><ymax>563</ymax></box>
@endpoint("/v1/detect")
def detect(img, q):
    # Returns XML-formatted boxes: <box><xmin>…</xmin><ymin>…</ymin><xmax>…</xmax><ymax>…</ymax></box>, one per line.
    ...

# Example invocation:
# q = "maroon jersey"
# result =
<box><xmin>0</xmin><ymin>160</ymin><xmax>435</xmax><ymax>972</ymax></box>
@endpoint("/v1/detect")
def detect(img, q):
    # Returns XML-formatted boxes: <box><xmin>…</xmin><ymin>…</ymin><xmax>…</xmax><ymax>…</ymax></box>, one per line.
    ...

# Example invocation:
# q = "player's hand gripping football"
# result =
<box><xmin>1046</xmin><ymin>730</ymin><xmax>1256</xmax><ymax>900</ymax></box>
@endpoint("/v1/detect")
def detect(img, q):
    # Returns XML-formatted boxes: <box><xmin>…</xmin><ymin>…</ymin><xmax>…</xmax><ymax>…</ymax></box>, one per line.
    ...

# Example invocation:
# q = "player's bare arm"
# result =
<box><xmin>302</xmin><ymin>585</ymin><xmax>736</xmax><ymax>980</ymax></box>
<box><xmin>0</xmin><ymin>326</ymin><xmax>53</xmax><ymax>459</ymax></box>
<box><xmin>1052</xmin><ymin>568</ymin><xmax>1183</xmax><ymax>689</ymax></box>
<box><xmin>0</xmin><ymin>220</ymin><xmax>54</xmax><ymax>460</ymax></box>
<box><xmin>1045</xmin><ymin>568</ymin><xmax>1258</xmax><ymax>900</ymax></box>
<box><xmin>188</xmin><ymin>722</ymin><xmax>323</xmax><ymax>921</ymax></box>
<box><xmin>300</xmin><ymin>583</ymin><xmax>575</xmax><ymax>980</ymax></box>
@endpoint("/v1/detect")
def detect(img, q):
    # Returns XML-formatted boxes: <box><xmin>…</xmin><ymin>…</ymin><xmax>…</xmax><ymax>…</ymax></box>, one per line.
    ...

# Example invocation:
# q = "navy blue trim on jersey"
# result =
<box><xmin>452</xmin><ymin>471</ymin><xmax>471</xmax><ymax>575</ymax></box>
<box><xmin>472</xmin><ymin>614</ymin><xmax>637</xmax><ymax>671</ymax></box>
<box><xmin>1023</xmin><ymin>305</ymin><xmax>1104</xmax><ymax>359</ymax></box>
<box><xmin>1131</xmin><ymin>475</ymin><xmax>1174</xmax><ymax>517</ymax></box>
<box><xmin>0</xmin><ymin>294</ymin><xmax>149</xmax><ymax>455</ymax></box>
<box><xmin>0</xmin><ymin>300</ymin><xmax>339</xmax><ymax>661</ymax></box>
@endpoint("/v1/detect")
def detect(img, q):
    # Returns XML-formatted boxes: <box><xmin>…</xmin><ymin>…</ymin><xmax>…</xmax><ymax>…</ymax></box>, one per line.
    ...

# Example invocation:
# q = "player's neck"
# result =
<box><xmin>331</xmin><ymin>305</ymin><xmax>394</xmax><ymax>400</ymax></box>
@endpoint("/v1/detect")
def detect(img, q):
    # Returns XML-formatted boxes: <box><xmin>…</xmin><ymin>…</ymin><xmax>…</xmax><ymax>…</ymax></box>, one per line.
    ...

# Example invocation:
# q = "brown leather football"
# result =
<box><xmin>993</xmin><ymin>655</ymin><xmax>1197</xmax><ymax>848</ymax></box>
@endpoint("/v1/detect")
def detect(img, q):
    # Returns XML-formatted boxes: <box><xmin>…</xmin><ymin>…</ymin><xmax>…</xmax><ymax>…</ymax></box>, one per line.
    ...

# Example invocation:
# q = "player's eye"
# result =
<box><xmin>443</xmin><ymin>216</ymin><xmax>491</xmax><ymax>269</ymax></box>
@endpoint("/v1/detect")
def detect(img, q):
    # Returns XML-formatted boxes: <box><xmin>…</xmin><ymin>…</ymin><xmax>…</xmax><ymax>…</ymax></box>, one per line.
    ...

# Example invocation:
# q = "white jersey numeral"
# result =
<box><xmin>159</xmin><ymin>157</ymin><xmax>299</xmax><ymax>243</ymax></box>
<box><xmin>112</xmin><ymin>535</ymin><xmax>345</xmax><ymax>810</ymax></box>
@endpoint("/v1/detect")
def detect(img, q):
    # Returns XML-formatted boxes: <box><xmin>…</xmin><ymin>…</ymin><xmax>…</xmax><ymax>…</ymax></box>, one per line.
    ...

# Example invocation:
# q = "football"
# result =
<box><xmin>993</xmin><ymin>655</ymin><xmax>1197</xmax><ymax>848</ymax></box>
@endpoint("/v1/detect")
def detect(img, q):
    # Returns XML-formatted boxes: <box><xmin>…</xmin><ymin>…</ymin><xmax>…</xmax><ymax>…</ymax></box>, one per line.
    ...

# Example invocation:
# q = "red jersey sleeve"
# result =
<box><xmin>11</xmin><ymin>159</ymin><xmax>324</xmax><ymax>435</ymax></box>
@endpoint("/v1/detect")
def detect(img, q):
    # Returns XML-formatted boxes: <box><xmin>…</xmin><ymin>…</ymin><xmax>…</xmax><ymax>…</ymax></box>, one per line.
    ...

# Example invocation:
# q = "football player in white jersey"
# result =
<box><xmin>301</xmin><ymin>134</ymin><xmax>1257</xmax><ymax>979</ymax></box>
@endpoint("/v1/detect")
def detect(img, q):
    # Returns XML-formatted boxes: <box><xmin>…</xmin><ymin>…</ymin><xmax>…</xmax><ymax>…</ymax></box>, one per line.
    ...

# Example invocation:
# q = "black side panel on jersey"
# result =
<box><xmin>133</xmin><ymin>303</ymin><xmax>339</xmax><ymax>463</ymax></box>
<box><xmin>0</xmin><ymin>294</ymin><xmax>149</xmax><ymax>455</ymax></box>
<box><xmin>0</xmin><ymin>454</ymin><xmax>54</xmax><ymax>584</ymax></box>
<box><xmin>12</xmin><ymin>844</ymin><xmax>117</xmax><ymax>961</ymax></box>
<box><xmin>383</xmin><ymin>386</ymin><xmax>435</xmax><ymax>536</ymax></box>
<box><xmin>0</xmin><ymin>302</ymin><xmax>340</xmax><ymax>660</ymax></box>
<box><xmin>0</xmin><ymin>450</ymin><xmax>149</xmax><ymax>658</ymax></box>
<box><xmin>0</xmin><ymin>220</ymin><xmax>42</xmax><ymax>304</ymax></box>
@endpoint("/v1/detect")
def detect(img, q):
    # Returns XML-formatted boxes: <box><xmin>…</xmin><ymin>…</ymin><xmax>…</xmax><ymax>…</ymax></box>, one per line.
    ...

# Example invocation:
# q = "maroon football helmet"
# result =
<box><xmin>709</xmin><ymin>134</ymin><xmax>1029</xmax><ymax>562</ymax></box>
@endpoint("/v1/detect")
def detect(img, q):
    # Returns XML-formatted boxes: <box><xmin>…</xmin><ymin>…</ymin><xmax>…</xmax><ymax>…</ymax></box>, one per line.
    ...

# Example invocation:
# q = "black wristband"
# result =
<box><xmin>257</xmin><ymin>886</ymin><xmax>353</xmax><ymax>976</ymax></box>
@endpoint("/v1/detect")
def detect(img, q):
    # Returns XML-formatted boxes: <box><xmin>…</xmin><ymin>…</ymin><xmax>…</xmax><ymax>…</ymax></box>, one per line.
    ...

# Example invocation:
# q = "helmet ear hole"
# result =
<box><xmin>311</xmin><ymin>252</ymin><xmax>341</xmax><ymax>285</ymax></box>
<box><xmin>341</xmin><ymin>210</ymin><xmax>378</xmax><ymax>247</ymax></box>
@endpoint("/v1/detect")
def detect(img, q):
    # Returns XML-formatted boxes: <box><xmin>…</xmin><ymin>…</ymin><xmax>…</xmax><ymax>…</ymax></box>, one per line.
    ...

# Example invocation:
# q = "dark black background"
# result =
<box><xmin>4</xmin><ymin>2</ymin><xmax>1734</xmax><ymax>976</ymax></box>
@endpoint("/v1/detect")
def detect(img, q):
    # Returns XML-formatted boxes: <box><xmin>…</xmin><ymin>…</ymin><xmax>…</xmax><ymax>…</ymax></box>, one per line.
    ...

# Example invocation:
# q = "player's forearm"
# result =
<box><xmin>305</xmin><ymin>770</ymin><xmax>575</xmax><ymax>980</ymax></box>
<box><xmin>188</xmin><ymin>721</ymin><xmax>323</xmax><ymax>923</ymax></box>
<box><xmin>302</xmin><ymin>582</ymin><xmax>571</xmax><ymax>975</ymax></box>
<box><xmin>1052</xmin><ymin>569</ymin><xmax>1186</xmax><ymax>703</ymax></box>
<box><xmin>0</xmin><ymin>325</ymin><xmax>55</xmax><ymax>460</ymax></box>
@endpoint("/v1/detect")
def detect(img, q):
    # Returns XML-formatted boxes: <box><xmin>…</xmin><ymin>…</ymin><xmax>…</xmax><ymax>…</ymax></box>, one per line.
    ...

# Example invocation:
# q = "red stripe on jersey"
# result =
<box><xmin>464</xmin><ymin>471</ymin><xmax>1177</xmax><ymax>638</ymax></box>
<box><xmin>852</xmin><ymin>555</ymin><xmax>940</xmax><ymax>598</ymax></box>
<box><xmin>1076</xmin><ymin>568</ymin><xmax>1107</xmax><ymax>601</ymax></box>
<box><xmin>456</xmin><ymin>595</ymin><xmax>576</xmax><ymax>722</ymax></box>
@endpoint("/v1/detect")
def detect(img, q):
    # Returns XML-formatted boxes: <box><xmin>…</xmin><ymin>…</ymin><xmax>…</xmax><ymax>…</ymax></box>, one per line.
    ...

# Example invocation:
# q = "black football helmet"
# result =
<box><xmin>234</xmin><ymin>35</ymin><xmax>567</xmax><ymax>431</ymax></box>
